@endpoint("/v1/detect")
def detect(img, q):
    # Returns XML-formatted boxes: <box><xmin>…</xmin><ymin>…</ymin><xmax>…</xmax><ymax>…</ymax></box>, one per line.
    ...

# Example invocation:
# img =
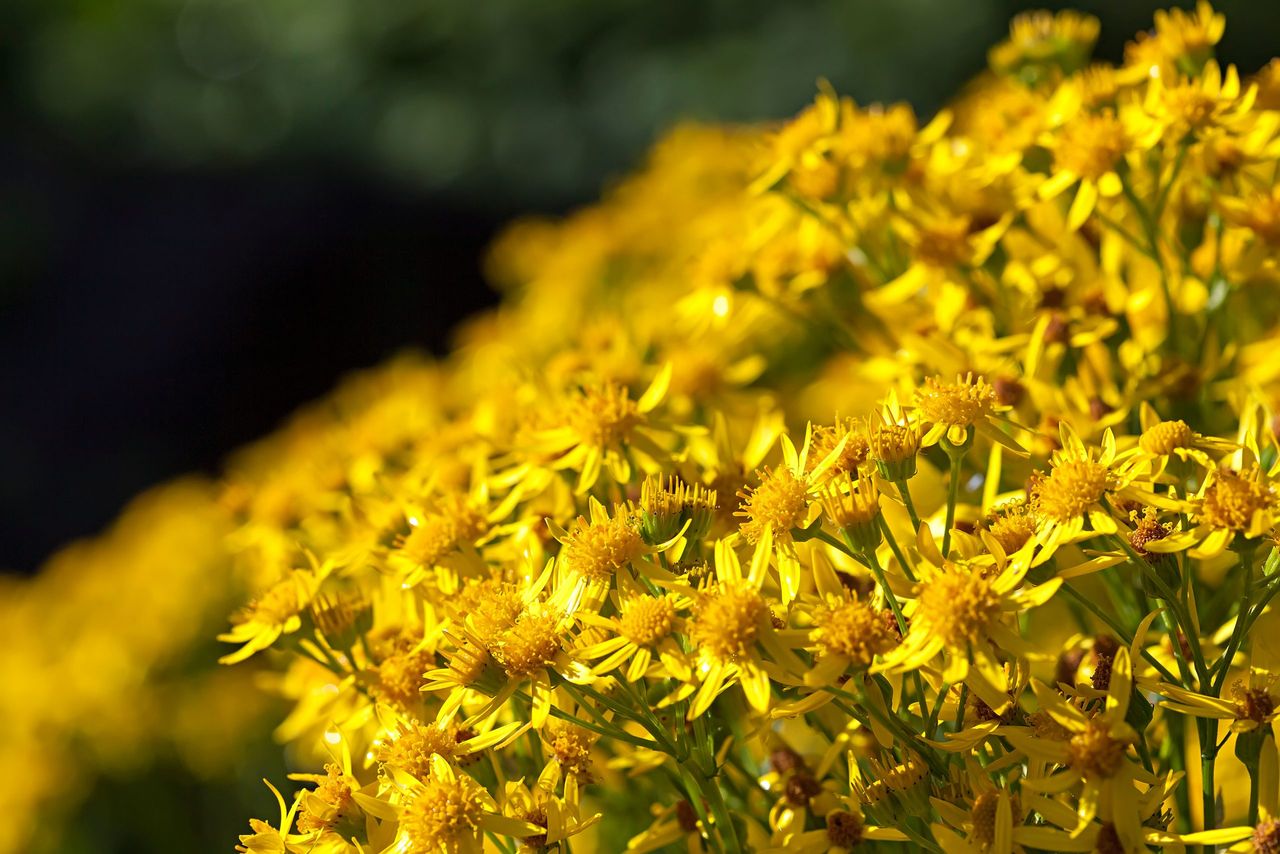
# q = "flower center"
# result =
<box><xmin>376</xmin><ymin>645</ymin><xmax>437</xmax><ymax>709</ymax></box>
<box><xmin>969</xmin><ymin>791</ymin><xmax>1022</xmax><ymax>847</ymax></box>
<box><xmin>491</xmin><ymin>610</ymin><xmax>562</xmax><ymax>677</ymax></box>
<box><xmin>1253</xmin><ymin>818</ymin><xmax>1280</xmax><ymax>854</ymax></box>
<box><xmin>916</xmin><ymin>567</ymin><xmax>1002</xmax><ymax>647</ymax></box>
<box><xmin>377</xmin><ymin>724</ymin><xmax>459</xmax><ymax>780</ymax></box>
<box><xmin>916</xmin><ymin>374</ymin><xmax>996</xmax><ymax>428</ymax></box>
<box><xmin>569</xmin><ymin>383</ymin><xmax>643</xmax><ymax>447</ymax></box>
<box><xmin>1201</xmin><ymin>470</ymin><xmax>1274</xmax><ymax>532</ymax></box>
<box><xmin>1232</xmin><ymin>681</ymin><xmax>1277</xmax><ymax>724</ymax></box>
<box><xmin>1128</xmin><ymin>509</ymin><xmax>1171</xmax><ymax>559</ymax></box>
<box><xmin>402</xmin><ymin>775</ymin><xmax>485</xmax><ymax>851</ymax></box>
<box><xmin>737</xmin><ymin>467</ymin><xmax>810</xmax><ymax>544</ymax></box>
<box><xmin>296</xmin><ymin>764</ymin><xmax>356</xmax><ymax>834</ymax></box>
<box><xmin>914</xmin><ymin>215</ymin><xmax>974</xmax><ymax>268</ymax></box>
<box><xmin>1094</xmin><ymin>823</ymin><xmax>1126</xmax><ymax>854</ymax></box>
<box><xmin>243</xmin><ymin>579</ymin><xmax>302</xmax><ymax>626</ymax></box>
<box><xmin>986</xmin><ymin>501</ymin><xmax>1037</xmax><ymax>553</ymax></box>
<box><xmin>808</xmin><ymin>419</ymin><xmax>870</xmax><ymax>477</ymax></box>
<box><xmin>562</xmin><ymin>512</ymin><xmax>644</xmax><ymax>580</ymax></box>
<box><xmin>1163</xmin><ymin>84</ymin><xmax>1217</xmax><ymax>130</ymax></box>
<box><xmin>1139</xmin><ymin>419</ymin><xmax>1195</xmax><ymax>456</ymax></box>
<box><xmin>811</xmin><ymin>597</ymin><xmax>897</xmax><ymax>667</ymax></box>
<box><xmin>1056</xmin><ymin>111</ymin><xmax>1127</xmax><ymax>180</ymax></box>
<box><xmin>1034</xmin><ymin>458</ymin><xmax>1111</xmax><ymax>522</ymax></box>
<box><xmin>692</xmin><ymin>584</ymin><xmax>768</xmax><ymax>663</ymax></box>
<box><xmin>1067</xmin><ymin>718</ymin><xmax>1129</xmax><ymax>779</ymax></box>
<box><xmin>619</xmin><ymin>595</ymin><xmax>677</xmax><ymax>646</ymax></box>
<box><xmin>547</xmin><ymin>723</ymin><xmax>597</xmax><ymax>779</ymax></box>
<box><xmin>825</xmin><ymin>810</ymin><xmax>865</xmax><ymax>848</ymax></box>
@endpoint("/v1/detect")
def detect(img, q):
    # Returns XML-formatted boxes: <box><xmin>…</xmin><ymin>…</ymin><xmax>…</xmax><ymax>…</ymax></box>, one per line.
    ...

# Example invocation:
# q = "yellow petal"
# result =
<box><xmin>1067</xmin><ymin>179</ymin><xmax>1098</xmax><ymax>230</ymax></box>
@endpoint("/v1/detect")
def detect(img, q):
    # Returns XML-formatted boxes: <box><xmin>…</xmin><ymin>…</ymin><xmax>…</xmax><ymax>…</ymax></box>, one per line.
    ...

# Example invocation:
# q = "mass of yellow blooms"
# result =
<box><xmin>12</xmin><ymin>5</ymin><xmax>1280</xmax><ymax>853</ymax></box>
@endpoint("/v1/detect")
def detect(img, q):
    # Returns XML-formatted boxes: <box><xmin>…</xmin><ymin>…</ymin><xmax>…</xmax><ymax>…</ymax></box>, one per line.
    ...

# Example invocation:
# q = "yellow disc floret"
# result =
<box><xmin>916</xmin><ymin>374</ymin><xmax>996</xmax><ymax>428</ymax></box>
<box><xmin>619</xmin><ymin>594</ymin><xmax>677</xmax><ymax>647</ymax></box>
<box><xmin>915</xmin><ymin>566</ymin><xmax>1002</xmax><ymax>647</ymax></box>
<box><xmin>1034</xmin><ymin>458</ymin><xmax>1112</xmax><ymax>522</ymax></box>
<box><xmin>985</xmin><ymin>501</ymin><xmax>1037</xmax><ymax>553</ymax></box>
<box><xmin>811</xmin><ymin>597</ymin><xmax>896</xmax><ymax>667</ymax></box>
<box><xmin>1201</xmin><ymin>468</ymin><xmax>1274</xmax><ymax>533</ymax></box>
<box><xmin>737</xmin><ymin>467</ymin><xmax>810</xmax><ymax>544</ymax></box>
<box><xmin>1055</xmin><ymin>111</ymin><xmax>1127</xmax><ymax>180</ymax></box>
<box><xmin>561</xmin><ymin>512</ymin><xmax>645</xmax><ymax>580</ymax></box>
<box><xmin>401</xmin><ymin>773</ymin><xmax>486</xmax><ymax>852</ymax></box>
<box><xmin>491</xmin><ymin>609</ymin><xmax>563</xmax><ymax>677</ymax></box>
<box><xmin>547</xmin><ymin>723</ymin><xmax>597</xmax><ymax>779</ymax></box>
<box><xmin>1139</xmin><ymin>419</ymin><xmax>1195</xmax><ymax>456</ymax></box>
<box><xmin>569</xmin><ymin>383</ymin><xmax>643</xmax><ymax>447</ymax></box>
<box><xmin>970</xmin><ymin>791</ymin><xmax>1022</xmax><ymax>848</ymax></box>
<box><xmin>377</xmin><ymin>724</ymin><xmax>460</xmax><ymax>779</ymax></box>
<box><xmin>692</xmin><ymin>584</ymin><xmax>768</xmax><ymax>663</ymax></box>
<box><xmin>1067</xmin><ymin>718</ymin><xmax>1130</xmax><ymax>779</ymax></box>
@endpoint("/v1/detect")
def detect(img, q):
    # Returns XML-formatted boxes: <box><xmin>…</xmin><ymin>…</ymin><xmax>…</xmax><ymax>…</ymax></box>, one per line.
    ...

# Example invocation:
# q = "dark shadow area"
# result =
<box><xmin>0</xmin><ymin>130</ymin><xmax>507</xmax><ymax>571</ymax></box>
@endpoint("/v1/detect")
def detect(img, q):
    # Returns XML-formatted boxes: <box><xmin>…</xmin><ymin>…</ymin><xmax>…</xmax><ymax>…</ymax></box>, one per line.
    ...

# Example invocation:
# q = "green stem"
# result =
<box><xmin>1160</xmin><ymin>606</ymin><xmax>1192</xmax><ymax>685</ymax></box>
<box><xmin>942</xmin><ymin>449</ymin><xmax>963</xmax><ymax>558</ymax></box>
<box><xmin>672</xmin><ymin>765</ymin><xmax>715</xmax><ymax>846</ymax></box>
<box><xmin>1164</xmin><ymin>715</ymin><xmax>1192</xmax><ymax>834</ymax></box>
<box><xmin>1212</xmin><ymin>544</ymin><xmax>1257</xmax><ymax>695</ymax></box>
<box><xmin>852</xmin><ymin>534</ymin><xmax>907</xmax><ymax>634</ymax></box>
<box><xmin>1249</xmin><ymin>766</ymin><xmax>1261</xmax><ymax>825</ymax></box>
<box><xmin>691</xmin><ymin>765</ymin><xmax>742</xmax><ymax>854</ymax></box>
<box><xmin>827</xmin><ymin>682</ymin><xmax>946</xmax><ymax>776</ymax></box>
<box><xmin>514</xmin><ymin>690</ymin><xmax>656</xmax><ymax>750</ymax></box>
<box><xmin>1239</xmin><ymin>573</ymin><xmax>1280</xmax><ymax>638</ymax></box>
<box><xmin>1201</xmin><ymin>725</ymin><xmax>1217</xmax><ymax>842</ymax></box>
<box><xmin>893</xmin><ymin>477</ymin><xmax>923</xmax><ymax>533</ymax></box>
<box><xmin>559</xmin><ymin>680</ymin><xmax>680</xmax><ymax>756</ymax></box>
<box><xmin>811</xmin><ymin>529</ymin><xmax>872</xmax><ymax>570</ymax></box>
<box><xmin>853</xmin><ymin>537</ymin><xmax>932</xmax><ymax>729</ymax></box>
<box><xmin>879</xmin><ymin>516</ymin><xmax>917</xmax><ymax>582</ymax></box>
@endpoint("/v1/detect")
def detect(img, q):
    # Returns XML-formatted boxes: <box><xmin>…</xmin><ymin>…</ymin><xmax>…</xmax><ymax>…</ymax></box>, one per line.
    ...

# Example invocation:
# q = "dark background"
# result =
<box><xmin>2</xmin><ymin>0</ymin><xmax>1276</xmax><ymax>573</ymax></box>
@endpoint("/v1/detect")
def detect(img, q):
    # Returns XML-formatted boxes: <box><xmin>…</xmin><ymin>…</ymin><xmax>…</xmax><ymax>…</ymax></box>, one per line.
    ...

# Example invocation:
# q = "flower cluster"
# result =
<box><xmin>174</xmin><ymin>5</ymin><xmax>1280</xmax><ymax>851</ymax></box>
<box><xmin>0</xmin><ymin>482</ymin><xmax>272</xmax><ymax>854</ymax></box>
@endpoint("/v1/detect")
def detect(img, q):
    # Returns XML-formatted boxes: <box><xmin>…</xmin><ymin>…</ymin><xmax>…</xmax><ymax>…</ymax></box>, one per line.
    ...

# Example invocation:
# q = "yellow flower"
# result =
<box><xmin>529</xmin><ymin>364</ymin><xmax>673</xmax><ymax>494</ymax></box>
<box><xmin>499</xmin><ymin>760</ymin><xmax>601</xmax><ymax>850</ymax></box>
<box><xmin>574</xmin><ymin>576</ymin><xmax>691</xmax><ymax>683</ymax></box>
<box><xmin>1138</xmin><ymin>61</ymin><xmax>1256</xmax><ymax>145</ymax></box>
<box><xmin>236</xmin><ymin>781</ymin><xmax>300</xmax><ymax>854</ymax></box>
<box><xmin>549</xmin><ymin>497</ymin><xmax>684</xmax><ymax>613</ymax></box>
<box><xmin>1156</xmin><ymin>668</ymin><xmax>1280</xmax><ymax>738</ymax></box>
<box><xmin>877</xmin><ymin>541</ymin><xmax>1060</xmax><ymax>713</ymax></box>
<box><xmin>867</xmin><ymin>207</ymin><xmax>1011</xmax><ymax>312</ymax></box>
<box><xmin>679</xmin><ymin>537</ymin><xmax>805</xmax><ymax>718</ymax></box>
<box><xmin>1031</xmin><ymin>423</ymin><xmax>1126</xmax><ymax>553</ymax></box>
<box><xmin>1147</xmin><ymin>465</ymin><xmax>1280</xmax><ymax>558</ymax></box>
<box><xmin>1152</xmin><ymin>1</ymin><xmax>1225</xmax><ymax>74</ymax></box>
<box><xmin>395</xmin><ymin>755</ymin><xmax>541</xmax><ymax>854</ymax></box>
<box><xmin>987</xmin><ymin>10</ymin><xmax>1100</xmax><ymax>81</ymax></box>
<box><xmin>735</xmin><ymin>424</ymin><xmax>850</xmax><ymax>603</ymax></box>
<box><xmin>801</xmin><ymin>549</ymin><xmax>898</xmax><ymax>688</ymax></box>
<box><xmin>219</xmin><ymin>568</ymin><xmax>320</xmax><ymax>664</ymax></box>
<box><xmin>1038</xmin><ymin>107</ymin><xmax>1131</xmax><ymax>231</ymax></box>
<box><xmin>1004</xmin><ymin>647</ymin><xmax>1145</xmax><ymax>835</ymax></box>
<box><xmin>914</xmin><ymin>373</ymin><xmax>1026</xmax><ymax>454</ymax></box>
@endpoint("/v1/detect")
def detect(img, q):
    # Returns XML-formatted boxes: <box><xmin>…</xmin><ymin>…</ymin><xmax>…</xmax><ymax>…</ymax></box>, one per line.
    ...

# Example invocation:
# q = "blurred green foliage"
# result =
<box><xmin>7</xmin><ymin>2</ymin><xmax>1278</xmax><ymax>207</ymax></box>
<box><xmin>4</xmin><ymin>0</ymin><xmax>1009</xmax><ymax>204</ymax></box>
